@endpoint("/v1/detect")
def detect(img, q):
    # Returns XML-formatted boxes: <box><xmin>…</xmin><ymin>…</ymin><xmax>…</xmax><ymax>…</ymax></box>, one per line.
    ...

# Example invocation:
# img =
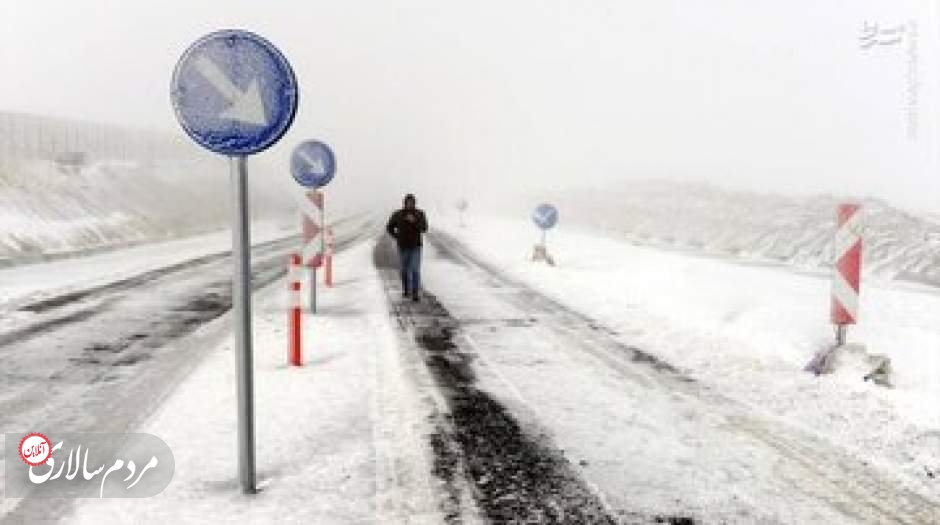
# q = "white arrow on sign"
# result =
<box><xmin>297</xmin><ymin>148</ymin><xmax>327</xmax><ymax>176</ymax></box>
<box><xmin>537</xmin><ymin>209</ymin><xmax>553</xmax><ymax>225</ymax></box>
<box><xmin>194</xmin><ymin>55</ymin><xmax>268</xmax><ymax>126</ymax></box>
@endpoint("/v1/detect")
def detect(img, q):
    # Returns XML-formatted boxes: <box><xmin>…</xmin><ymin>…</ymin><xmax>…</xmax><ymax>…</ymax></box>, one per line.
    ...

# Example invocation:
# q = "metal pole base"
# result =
<box><xmin>309</xmin><ymin>267</ymin><xmax>317</xmax><ymax>314</ymax></box>
<box><xmin>835</xmin><ymin>324</ymin><xmax>847</xmax><ymax>347</ymax></box>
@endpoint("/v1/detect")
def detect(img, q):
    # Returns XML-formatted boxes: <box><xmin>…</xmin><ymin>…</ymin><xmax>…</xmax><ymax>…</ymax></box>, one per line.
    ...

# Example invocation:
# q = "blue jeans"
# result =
<box><xmin>399</xmin><ymin>247</ymin><xmax>422</xmax><ymax>294</ymax></box>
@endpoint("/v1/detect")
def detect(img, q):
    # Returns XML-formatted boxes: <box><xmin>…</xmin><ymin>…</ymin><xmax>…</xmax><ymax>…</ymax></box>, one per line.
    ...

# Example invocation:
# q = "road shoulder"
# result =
<box><xmin>67</xmin><ymin>238</ymin><xmax>443</xmax><ymax>523</ymax></box>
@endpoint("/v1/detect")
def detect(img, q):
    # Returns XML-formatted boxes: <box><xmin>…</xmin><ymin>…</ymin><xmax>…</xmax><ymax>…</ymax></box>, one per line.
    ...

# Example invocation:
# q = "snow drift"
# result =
<box><xmin>0</xmin><ymin>157</ymin><xmax>293</xmax><ymax>264</ymax></box>
<box><xmin>0</xmin><ymin>112</ymin><xmax>296</xmax><ymax>264</ymax></box>
<box><xmin>555</xmin><ymin>180</ymin><xmax>940</xmax><ymax>285</ymax></box>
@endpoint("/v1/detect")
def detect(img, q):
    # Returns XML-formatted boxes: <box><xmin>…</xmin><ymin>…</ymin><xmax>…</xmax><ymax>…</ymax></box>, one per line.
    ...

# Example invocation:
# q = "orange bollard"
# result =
<box><xmin>324</xmin><ymin>254</ymin><xmax>333</xmax><ymax>287</ymax></box>
<box><xmin>324</xmin><ymin>227</ymin><xmax>335</xmax><ymax>287</ymax></box>
<box><xmin>288</xmin><ymin>254</ymin><xmax>303</xmax><ymax>366</ymax></box>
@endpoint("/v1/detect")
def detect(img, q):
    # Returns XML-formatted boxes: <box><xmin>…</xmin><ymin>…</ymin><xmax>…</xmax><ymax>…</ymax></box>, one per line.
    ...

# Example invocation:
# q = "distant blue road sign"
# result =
<box><xmin>171</xmin><ymin>29</ymin><xmax>298</xmax><ymax>156</ymax></box>
<box><xmin>533</xmin><ymin>203</ymin><xmax>558</xmax><ymax>230</ymax></box>
<box><xmin>291</xmin><ymin>141</ymin><xmax>336</xmax><ymax>188</ymax></box>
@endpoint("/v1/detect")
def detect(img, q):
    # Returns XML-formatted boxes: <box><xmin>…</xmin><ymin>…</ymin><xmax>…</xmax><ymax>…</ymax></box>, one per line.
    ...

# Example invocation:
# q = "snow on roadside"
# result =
<box><xmin>436</xmin><ymin>213</ymin><xmax>940</xmax><ymax>495</ymax></box>
<box><xmin>0</xmin><ymin>220</ymin><xmax>290</xmax><ymax>310</ymax></box>
<box><xmin>66</xmin><ymin>238</ymin><xmax>444</xmax><ymax>524</ymax></box>
<box><xmin>0</xmin><ymin>156</ymin><xmax>292</xmax><ymax>264</ymax></box>
<box><xmin>537</xmin><ymin>180</ymin><xmax>940</xmax><ymax>284</ymax></box>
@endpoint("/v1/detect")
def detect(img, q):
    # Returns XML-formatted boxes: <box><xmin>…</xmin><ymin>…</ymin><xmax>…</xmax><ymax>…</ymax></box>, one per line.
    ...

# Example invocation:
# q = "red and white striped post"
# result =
<box><xmin>324</xmin><ymin>226</ymin><xmax>335</xmax><ymax>287</ymax></box>
<box><xmin>831</xmin><ymin>203</ymin><xmax>862</xmax><ymax>346</ymax></box>
<box><xmin>302</xmin><ymin>190</ymin><xmax>325</xmax><ymax>313</ymax></box>
<box><xmin>288</xmin><ymin>253</ymin><xmax>303</xmax><ymax>366</ymax></box>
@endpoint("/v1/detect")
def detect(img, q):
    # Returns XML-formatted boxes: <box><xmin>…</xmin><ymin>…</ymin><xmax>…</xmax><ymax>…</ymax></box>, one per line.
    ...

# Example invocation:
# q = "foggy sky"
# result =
<box><xmin>2</xmin><ymin>1</ymin><xmax>938</xmax><ymax>212</ymax></box>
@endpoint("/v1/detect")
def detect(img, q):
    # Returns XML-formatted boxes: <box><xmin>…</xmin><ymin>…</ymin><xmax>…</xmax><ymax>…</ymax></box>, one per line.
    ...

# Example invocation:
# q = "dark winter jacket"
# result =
<box><xmin>386</xmin><ymin>208</ymin><xmax>428</xmax><ymax>249</ymax></box>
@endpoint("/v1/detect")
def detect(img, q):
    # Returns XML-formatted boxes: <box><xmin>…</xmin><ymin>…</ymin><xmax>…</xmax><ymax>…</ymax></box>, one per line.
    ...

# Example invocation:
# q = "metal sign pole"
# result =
<box><xmin>320</xmin><ymin>192</ymin><xmax>326</xmax><ymax>256</ymax></box>
<box><xmin>308</xmin><ymin>191</ymin><xmax>321</xmax><ymax>314</ymax></box>
<box><xmin>173</xmin><ymin>29</ymin><xmax>298</xmax><ymax>496</ymax></box>
<box><xmin>230</xmin><ymin>156</ymin><xmax>256</xmax><ymax>494</ymax></box>
<box><xmin>310</xmin><ymin>267</ymin><xmax>317</xmax><ymax>313</ymax></box>
<box><xmin>315</xmin><ymin>192</ymin><xmax>323</xmax><ymax>310</ymax></box>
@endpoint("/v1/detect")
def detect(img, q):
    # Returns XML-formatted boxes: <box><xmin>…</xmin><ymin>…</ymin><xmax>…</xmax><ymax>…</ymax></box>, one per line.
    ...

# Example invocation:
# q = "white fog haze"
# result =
<box><xmin>4</xmin><ymin>3</ymin><xmax>940</xmax><ymax>523</ymax></box>
<box><xmin>2</xmin><ymin>1</ymin><xmax>937</xmax><ymax>213</ymax></box>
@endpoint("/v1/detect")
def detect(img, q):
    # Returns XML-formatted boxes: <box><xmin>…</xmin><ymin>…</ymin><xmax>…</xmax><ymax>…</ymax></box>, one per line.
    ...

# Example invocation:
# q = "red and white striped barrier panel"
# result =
<box><xmin>324</xmin><ymin>226</ymin><xmax>335</xmax><ymax>287</ymax></box>
<box><xmin>288</xmin><ymin>253</ymin><xmax>303</xmax><ymax>366</ymax></box>
<box><xmin>301</xmin><ymin>190</ymin><xmax>324</xmax><ymax>268</ymax></box>
<box><xmin>831</xmin><ymin>203</ymin><xmax>862</xmax><ymax>326</ymax></box>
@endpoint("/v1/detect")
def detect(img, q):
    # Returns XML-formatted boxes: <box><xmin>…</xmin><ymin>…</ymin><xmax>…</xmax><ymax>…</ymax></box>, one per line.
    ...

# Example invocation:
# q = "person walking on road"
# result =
<box><xmin>386</xmin><ymin>193</ymin><xmax>428</xmax><ymax>302</ymax></box>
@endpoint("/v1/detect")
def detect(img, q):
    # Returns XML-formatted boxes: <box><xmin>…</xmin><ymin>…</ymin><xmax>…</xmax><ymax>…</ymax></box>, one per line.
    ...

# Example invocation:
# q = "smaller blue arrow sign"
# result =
<box><xmin>532</xmin><ymin>203</ymin><xmax>558</xmax><ymax>230</ymax></box>
<box><xmin>171</xmin><ymin>29</ymin><xmax>298</xmax><ymax>156</ymax></box>
<box><xmin>291</xmin><ymin>141</ymin><xmax>336</xmax><ymax>188</ymax></box>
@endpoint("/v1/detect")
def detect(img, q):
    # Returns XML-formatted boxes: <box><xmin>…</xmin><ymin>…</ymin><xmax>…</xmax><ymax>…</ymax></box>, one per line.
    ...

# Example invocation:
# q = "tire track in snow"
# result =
<box><xmin>427</xmin><ymin>229</ymin><xmax>940</xmax><ymax>524</ymax></box>
<box><xmin>0</xmin><ymin>218</ymin><xmax>377</xmax><ymax>524</ymax></box>
<box><xmin>373</xmin><ymin>235</ymin><xmax>690</xmax><ymax>524</ymax></box>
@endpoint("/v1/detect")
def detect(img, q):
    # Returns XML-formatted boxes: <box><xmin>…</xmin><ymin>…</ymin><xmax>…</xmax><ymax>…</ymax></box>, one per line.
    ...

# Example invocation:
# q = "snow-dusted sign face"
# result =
<box><xmin>532</xmin><ymin>203</ymin><xmax>558</xmax><ymax>230</ymax></box>
<box><xmin>171</xmin><ymin>30</ymin><xmax>298</xmax><ymax>156</ymax></box>
<box><xmin>456</xmin><ymin>198</ymin><xmax>468</xmax><ymax>212</ymax></box>
<box><xmin>291</xmin><ymin>141</ymin><xmax>336</xmax><ymax>188</ymax></box>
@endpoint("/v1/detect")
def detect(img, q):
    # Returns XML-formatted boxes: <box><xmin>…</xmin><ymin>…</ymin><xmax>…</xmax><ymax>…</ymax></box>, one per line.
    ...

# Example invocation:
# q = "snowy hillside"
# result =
<box><xmin>554</xmin><ymin>181</ymin><xmax>940</xmax><ymax>285</ymax></box>
<box><xmin>0</xmin><ymin>158</ymin><xmax>295</xmax><ymax>264</ymax></box>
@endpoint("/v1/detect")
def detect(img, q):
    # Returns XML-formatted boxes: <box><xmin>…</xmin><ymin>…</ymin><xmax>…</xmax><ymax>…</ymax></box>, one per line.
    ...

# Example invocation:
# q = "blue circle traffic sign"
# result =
<box><xmin>532</xmin><ymin>203</ymin><xmax>558</xmax><ymax>230</ymax></box>
<box><xmin>291</xmin><ymin>141</ymin><xmax>336</xmax><ymax>188</ymax></box>
<box><xmin>171</xmin><ymin>30</ymin><xmax>298</xmax><ymax>156</ymax></box>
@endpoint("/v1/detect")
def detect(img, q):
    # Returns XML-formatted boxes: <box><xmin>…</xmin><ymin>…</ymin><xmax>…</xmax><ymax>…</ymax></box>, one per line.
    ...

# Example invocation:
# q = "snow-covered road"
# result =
<box><xmin>381</xmin><ymin>231</ymin><xmax>940</xmax><ymax>523</ymax></box>
<box><xmin>413</xmin><ymin>233</ymin><xmax>940</xmax><ymax>523</ymax></box>
<box><xmin>65</xmin><ymin>229</ymin><xmax>446</xmax><ymax>524</ymax></box>
<box><xmin>0</xmin><ymin>217</ymin><xmax>375</xmax><ymax>522</ymax></box>
<box><xmin>6</xmin><ymin>214</ymin><xmax>940</xmax><ymax>523</ymax></box>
